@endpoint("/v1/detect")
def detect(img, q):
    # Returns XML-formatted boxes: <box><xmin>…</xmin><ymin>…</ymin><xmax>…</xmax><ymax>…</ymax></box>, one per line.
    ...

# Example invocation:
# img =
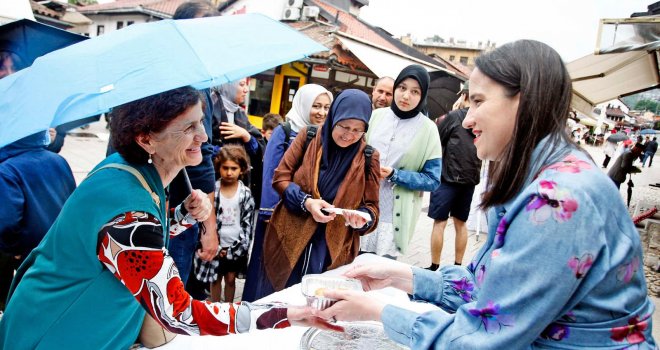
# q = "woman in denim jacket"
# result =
<box><xmin>316</xmin><ymin>40</ymin><xmax>656</xmax><ymax>349</ymax></box>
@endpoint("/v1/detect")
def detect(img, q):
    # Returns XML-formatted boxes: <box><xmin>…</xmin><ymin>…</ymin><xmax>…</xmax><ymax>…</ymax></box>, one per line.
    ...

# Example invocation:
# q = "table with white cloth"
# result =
<box><xmin>147</xmin><ymin>253</ymin><xmax>444</xmax><ymax>349</ymax></box>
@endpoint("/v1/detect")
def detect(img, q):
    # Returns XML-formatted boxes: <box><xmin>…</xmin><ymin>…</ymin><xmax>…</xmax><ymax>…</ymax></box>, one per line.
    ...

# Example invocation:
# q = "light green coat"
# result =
<box><xmin>367</xmin><ymin>109</ymin><xmax>441</xmax><ymax>253</ymax></box>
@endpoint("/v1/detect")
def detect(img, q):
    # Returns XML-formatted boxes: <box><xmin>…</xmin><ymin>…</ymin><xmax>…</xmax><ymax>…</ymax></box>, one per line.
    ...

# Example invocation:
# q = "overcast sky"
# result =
<box><xmin>359</xmin><ymin>0</ymin><xmax>652</xmax><ymax>62</ymax></box>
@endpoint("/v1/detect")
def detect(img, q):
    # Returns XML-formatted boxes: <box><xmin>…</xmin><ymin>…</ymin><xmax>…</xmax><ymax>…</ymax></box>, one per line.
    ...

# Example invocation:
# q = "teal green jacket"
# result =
<box><xmin>0</xmin><ymin>154</ymin><xmax>167</xmax><ymax>350</ymax></box>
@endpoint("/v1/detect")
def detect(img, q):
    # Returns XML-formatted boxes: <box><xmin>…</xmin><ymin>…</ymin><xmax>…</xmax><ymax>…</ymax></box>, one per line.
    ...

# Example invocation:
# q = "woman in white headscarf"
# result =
<box><xmin>242</xmin><ymin>83</ymin><xmax>332</xmax><ymax>302</ymax></box>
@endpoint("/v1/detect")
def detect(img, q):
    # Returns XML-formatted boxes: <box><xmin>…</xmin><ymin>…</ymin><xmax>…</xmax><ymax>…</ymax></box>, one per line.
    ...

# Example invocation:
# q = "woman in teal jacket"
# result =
<box><xmin>0</xmin><ymin>86</ymin><xmax>333</xmax><ymax>350</ymax></box>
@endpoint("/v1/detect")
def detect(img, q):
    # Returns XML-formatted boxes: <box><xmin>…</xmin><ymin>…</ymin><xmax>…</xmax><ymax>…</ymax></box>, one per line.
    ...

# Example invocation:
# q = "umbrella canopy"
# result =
<box><xmin>0</xmin><ymin>14</ymin><xmax>326</xmax><ymax>148</ymax></box>
<box><xmin>606</xmin><ymin>132</ymin><xmax>629</xmax><ymax>143</ymax></box>
<box><xmin>426</xmin><ymin>70</ymin><xmax>463</xmax><ymax>120</ymax></box>
<box><xmin>0</xmin><ymin>19</ymin><xmax>87</xmax><ymax>68</ymax></box>
<box><xmin>640</xmin><ymin>128</ymin><xmax>658</xmax><ymax>135</ymax></box>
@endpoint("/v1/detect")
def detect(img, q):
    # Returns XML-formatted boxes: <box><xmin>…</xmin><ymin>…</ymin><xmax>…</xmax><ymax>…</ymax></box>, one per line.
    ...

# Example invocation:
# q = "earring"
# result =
<box><xmin>148</xmin><ymin>153</ymin><xmax>153</xmax><ymax>164</ymax></box>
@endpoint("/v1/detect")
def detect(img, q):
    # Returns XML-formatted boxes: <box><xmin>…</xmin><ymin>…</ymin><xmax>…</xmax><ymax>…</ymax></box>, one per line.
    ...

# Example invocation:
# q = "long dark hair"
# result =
<box><xmin>477</xmin><ymin>40</ymin><xmax>574</xmax><ymax>208</ymax></box>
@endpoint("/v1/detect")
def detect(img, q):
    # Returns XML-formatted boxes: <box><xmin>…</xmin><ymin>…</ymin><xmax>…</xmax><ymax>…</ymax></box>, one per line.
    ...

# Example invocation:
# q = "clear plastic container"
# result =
<box><xmin>301</xmin><ymin>275</ymin><xmax>362</xmax><ymax>310</ymax></box>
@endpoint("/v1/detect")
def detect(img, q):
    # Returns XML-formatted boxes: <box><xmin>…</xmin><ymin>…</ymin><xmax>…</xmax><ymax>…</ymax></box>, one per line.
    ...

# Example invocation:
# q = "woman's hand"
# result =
<box><xmin>304</xmin><ymin>198</ymin><xmax>336</xmax><ymax>223</ymax></box>
<box><xmin>287</xmin><ymin>306</ymin><xmax>345</xmax><ymax>332</ymax></box>
<box><xmin>343</xmin><ymin>263</ymin><xmax>414</xmax><ymax>293</ymax></box>
<box><xmin>219</xmin><ymin>122</ymin><xmax>251</xmax><ymax>143</ymax></box>
<box><xmin>342</xmin><ymin>211</ymin><xmax>367</xmax><ymax>229</ymax></box>
<box><xmin>314</xmin><ymin>290</ymin><xmax>386</xmax><ymax>323</ymax></box>
<box><xmin>379</xmin><ymin>166</ymin><xmax>393</xmax><ymax>180</ymax></box>
<box><xmin>184</xmin><ymin>189</ymin><xmax>212</xmax><ymax>222</ymax></box>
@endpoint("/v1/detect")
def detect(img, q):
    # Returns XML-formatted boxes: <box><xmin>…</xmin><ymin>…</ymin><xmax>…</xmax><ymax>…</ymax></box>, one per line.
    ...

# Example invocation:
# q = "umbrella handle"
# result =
<box><xmin>182</xmin><ymin>168</ymin><xmax>193</xmax><ymax>194</ymax></box>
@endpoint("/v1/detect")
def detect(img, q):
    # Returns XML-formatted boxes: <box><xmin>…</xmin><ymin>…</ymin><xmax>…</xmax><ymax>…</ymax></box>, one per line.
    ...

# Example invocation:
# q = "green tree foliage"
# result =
<box><xmin>634</xmin><ymin>99</ymin><xmax>660</xmax><ymax>113</ymax></box>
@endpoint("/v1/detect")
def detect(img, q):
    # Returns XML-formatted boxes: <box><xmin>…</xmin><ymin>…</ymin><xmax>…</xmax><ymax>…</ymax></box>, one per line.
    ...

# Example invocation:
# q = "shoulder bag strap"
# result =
<box><xmin>87</xmin><ymin>164</ymin><xmax>160</xmax><ymax>206</ymax></box>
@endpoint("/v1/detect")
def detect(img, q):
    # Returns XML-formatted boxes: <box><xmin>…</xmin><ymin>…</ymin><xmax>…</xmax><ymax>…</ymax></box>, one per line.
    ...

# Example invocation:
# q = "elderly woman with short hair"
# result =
<box><xmin>0</xmin><ymin>86</ymin><xmax>333</xmax><ymax>350</ymax></box>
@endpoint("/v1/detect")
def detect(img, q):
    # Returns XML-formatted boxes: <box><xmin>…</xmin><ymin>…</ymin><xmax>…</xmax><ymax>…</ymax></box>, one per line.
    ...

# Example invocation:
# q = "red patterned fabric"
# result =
<box><xmin>97</xmin><ymin>211</ymin><xmax>290</xmax><ymax>336</ymax></box>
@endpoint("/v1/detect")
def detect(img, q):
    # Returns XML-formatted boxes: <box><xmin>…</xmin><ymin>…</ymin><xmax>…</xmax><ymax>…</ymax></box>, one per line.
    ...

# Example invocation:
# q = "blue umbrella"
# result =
<box><xmin>640</xmin><ymin>129</ymin><xmax>658</xmax><ymax>135</ymax></box>
<box><xmin>0</xmin><ymin>14</ymin><xmax>326</xmax><ymax>148</ymax></box>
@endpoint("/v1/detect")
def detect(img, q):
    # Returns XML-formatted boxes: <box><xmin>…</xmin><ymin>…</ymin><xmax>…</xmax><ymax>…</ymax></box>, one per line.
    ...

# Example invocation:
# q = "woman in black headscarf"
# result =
<box><xmin>260</xmin><ymin>89</ymin><xmax>381</xmax><ymax>293</ymax></box>
<box><xmin>360</xmin><ymin>64</ymin><xmax>442</xmax><ymax>258</ymax></box>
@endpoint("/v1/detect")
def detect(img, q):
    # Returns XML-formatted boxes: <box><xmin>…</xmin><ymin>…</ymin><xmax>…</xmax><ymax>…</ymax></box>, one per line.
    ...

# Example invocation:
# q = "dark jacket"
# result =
<box><xmin>0</xmin><ymin>133</ymin><xmax>76</xmax><ymax>258</ymax></box>
<box><xmin>211</xmin><ymin>96</ymin><xmax>265</xmax><ymax>204</ymax></box>
<box><xmin>607</xmin><ymin>150</ymin><xmax>635</xmax><ymax>183</ymax></box>
<box><xmin>437</xmin><ymin>108</ymin><xmax>481</xmax><ymax>185</ymax></box>
<box><xmin>645</xmin><ymin>140</ymin><xmax>658</xmax><ymax>154</ymax></box>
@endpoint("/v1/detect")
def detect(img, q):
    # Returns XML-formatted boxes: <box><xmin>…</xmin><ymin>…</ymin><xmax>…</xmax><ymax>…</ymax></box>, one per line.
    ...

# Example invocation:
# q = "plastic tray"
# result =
<box><xmin>301</xmin><ymin>275</ymin><xmax>362</xmax><ymax>310</ymax></box>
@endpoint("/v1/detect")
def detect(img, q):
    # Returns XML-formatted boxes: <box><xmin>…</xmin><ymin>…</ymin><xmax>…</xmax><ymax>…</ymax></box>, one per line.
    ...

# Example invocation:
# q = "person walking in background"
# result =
<box><xmin>608</xmin><ymin>145</ymin><xmax>643</xmax><ymax>189</ymax></box>
<box><xmin>426</xmin><ymin>82</ymin><xmax>481</xmax><ymax>270</ymax></box>
<box><xmin>371</xmin><ymin>76</ymin><xmax>394</xmax><ymax>109</ymax></box>
<box><xmin>194</xmin><ymin>145</ymin><xmax>254</xmax><ymax>302</ymax></box>
<box><xmin>262</xmin><ymin>89</ymin><xmax>380</xmax><ymax>293</ymax></box>
<box><xmin>601</xmin><ymin>133</ymin><xmax>618</xmax><ymax>168</ymax></box>
<box><xmin>360</xmin><ymin>64</ymin><xmax>441</xmax><ymax>258</ymax></box>
<box><xmin>243</xmin><ymin>83</ymin><xmax>332</xmax><ymax>302</ymax></box>
<box><xmin>642</xmin><ymin>136</ymin><xmax>657</xmax><ymax>167</ymax></box>
<box><xmin>260</xmin><ymin>113</ymin><xmax>283</xmax><ymax>143</ymax></box>
<box><xmin>634</xmin><ymin>136</ymin><xmax>645</xmax><ymax>163</ymax></box>
<box><xmin>572</xmin><ymin>128</ymin><xmax>582</xmax><ymax>144</ymax></box>
<box><xmin>0</xmin><ymin>131</ymin><xmax>76</xmax><ymax>311</ymax></box>
<box><xmin>316</xmin><ymin>39</ymin><xmax>656</xmax><ymax>349</ymax></box>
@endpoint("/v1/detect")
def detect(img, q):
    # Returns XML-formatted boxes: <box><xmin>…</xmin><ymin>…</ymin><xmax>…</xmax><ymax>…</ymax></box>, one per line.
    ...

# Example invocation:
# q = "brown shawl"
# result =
<box><xmin>263</xmin><ymin>126</ymin><xmax>380</xmax><ymax>290</ymax></box>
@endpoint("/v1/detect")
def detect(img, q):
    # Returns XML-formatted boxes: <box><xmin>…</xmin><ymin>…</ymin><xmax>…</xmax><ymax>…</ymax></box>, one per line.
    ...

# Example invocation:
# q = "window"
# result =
<box><xmin>117</xmin><ymin>21</ymin><xmax>124</xmax><ymax>30</ymax></box>
<box><xmin>449</xmin><ymin>55</ymin><xmax>455</xmax><ymax>61</ymax></box>
<box><xmin>97</xmin><ymin>25</ymin><xmax>105</xmax><ymax>36</ymax></box>
<box><xmin>460</xmin><ymin>56</ymin><xmax>469</xmax><ymax>65</ymax></box>
<box><xmin>247</xmin><ymin>71</ymin><xmax>275</xmax><ymax>117</ymax></box>
<box><xmin>127</xmin><ymin>21</ymin><xmax>134</xmax><ymax>26</ymax></box>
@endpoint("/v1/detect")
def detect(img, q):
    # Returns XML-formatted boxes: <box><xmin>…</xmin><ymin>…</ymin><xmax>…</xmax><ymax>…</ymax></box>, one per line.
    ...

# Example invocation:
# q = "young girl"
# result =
<box><xmin>210</xmin><ymin>144</ymin><xmax>255</xmax><ymax>302</ymax></box>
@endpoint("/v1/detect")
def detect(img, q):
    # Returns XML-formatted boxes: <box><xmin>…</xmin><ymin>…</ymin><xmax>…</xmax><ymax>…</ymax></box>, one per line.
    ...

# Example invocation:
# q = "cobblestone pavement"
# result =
<box><xmin>59</xmin><ymin>122</ymin><xmax>659</xmax><ymax>339</ymax></box>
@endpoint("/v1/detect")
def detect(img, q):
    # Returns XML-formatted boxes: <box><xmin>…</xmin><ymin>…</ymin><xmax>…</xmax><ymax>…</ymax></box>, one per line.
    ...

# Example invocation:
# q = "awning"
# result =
<box><xmin>336</xmin><ymin>33</ymin><xmax>458</xmax><ymax>79</ymax></box>
<box><xmin>595</xmin><ymin>17</ymin><xmax>660</xmax><ymax>54</ymax></box>
<box><xmin>568</xmin><ymin>49</ymin><xmax>660</xmax><ymax>116</ymax></box>
<box><xmin>578</xmin><ymin>117</ymin><xmax>598</xmax><ymax>127</ymax></box>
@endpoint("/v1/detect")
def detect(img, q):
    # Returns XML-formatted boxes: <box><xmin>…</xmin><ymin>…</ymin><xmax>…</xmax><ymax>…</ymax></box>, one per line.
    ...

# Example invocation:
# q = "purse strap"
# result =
<box><xmin>87</xmin><ymin>163</ymin><xmax>160</xmax><ymax>206</ymax></box>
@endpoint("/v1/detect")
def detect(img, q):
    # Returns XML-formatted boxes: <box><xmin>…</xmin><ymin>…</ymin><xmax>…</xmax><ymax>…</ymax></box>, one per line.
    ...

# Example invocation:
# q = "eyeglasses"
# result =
<box><xmin>165</xmin><ymin>120</ymin><xmax>206</xmax><ymax>137</ymax></box>
<box><xmin>334</xmin><ymin>123</ymin><xmax>365</xmax><ymax>137</ymax></box>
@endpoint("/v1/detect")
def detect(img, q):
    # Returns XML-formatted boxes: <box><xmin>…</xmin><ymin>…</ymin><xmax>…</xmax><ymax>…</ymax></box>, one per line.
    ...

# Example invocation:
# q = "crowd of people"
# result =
<box><xmin>0</xmin><ymin>2</ymin><xmax>656</xmax><ymax>347</ymax></box>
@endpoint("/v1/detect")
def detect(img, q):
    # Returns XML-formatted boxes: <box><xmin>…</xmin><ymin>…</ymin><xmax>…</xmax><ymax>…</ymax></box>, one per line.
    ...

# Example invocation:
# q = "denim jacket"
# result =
<box><xmin>381</xmin><ymin>138</ymin><xmax>656</xmax><ymax>349</ymax></box>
